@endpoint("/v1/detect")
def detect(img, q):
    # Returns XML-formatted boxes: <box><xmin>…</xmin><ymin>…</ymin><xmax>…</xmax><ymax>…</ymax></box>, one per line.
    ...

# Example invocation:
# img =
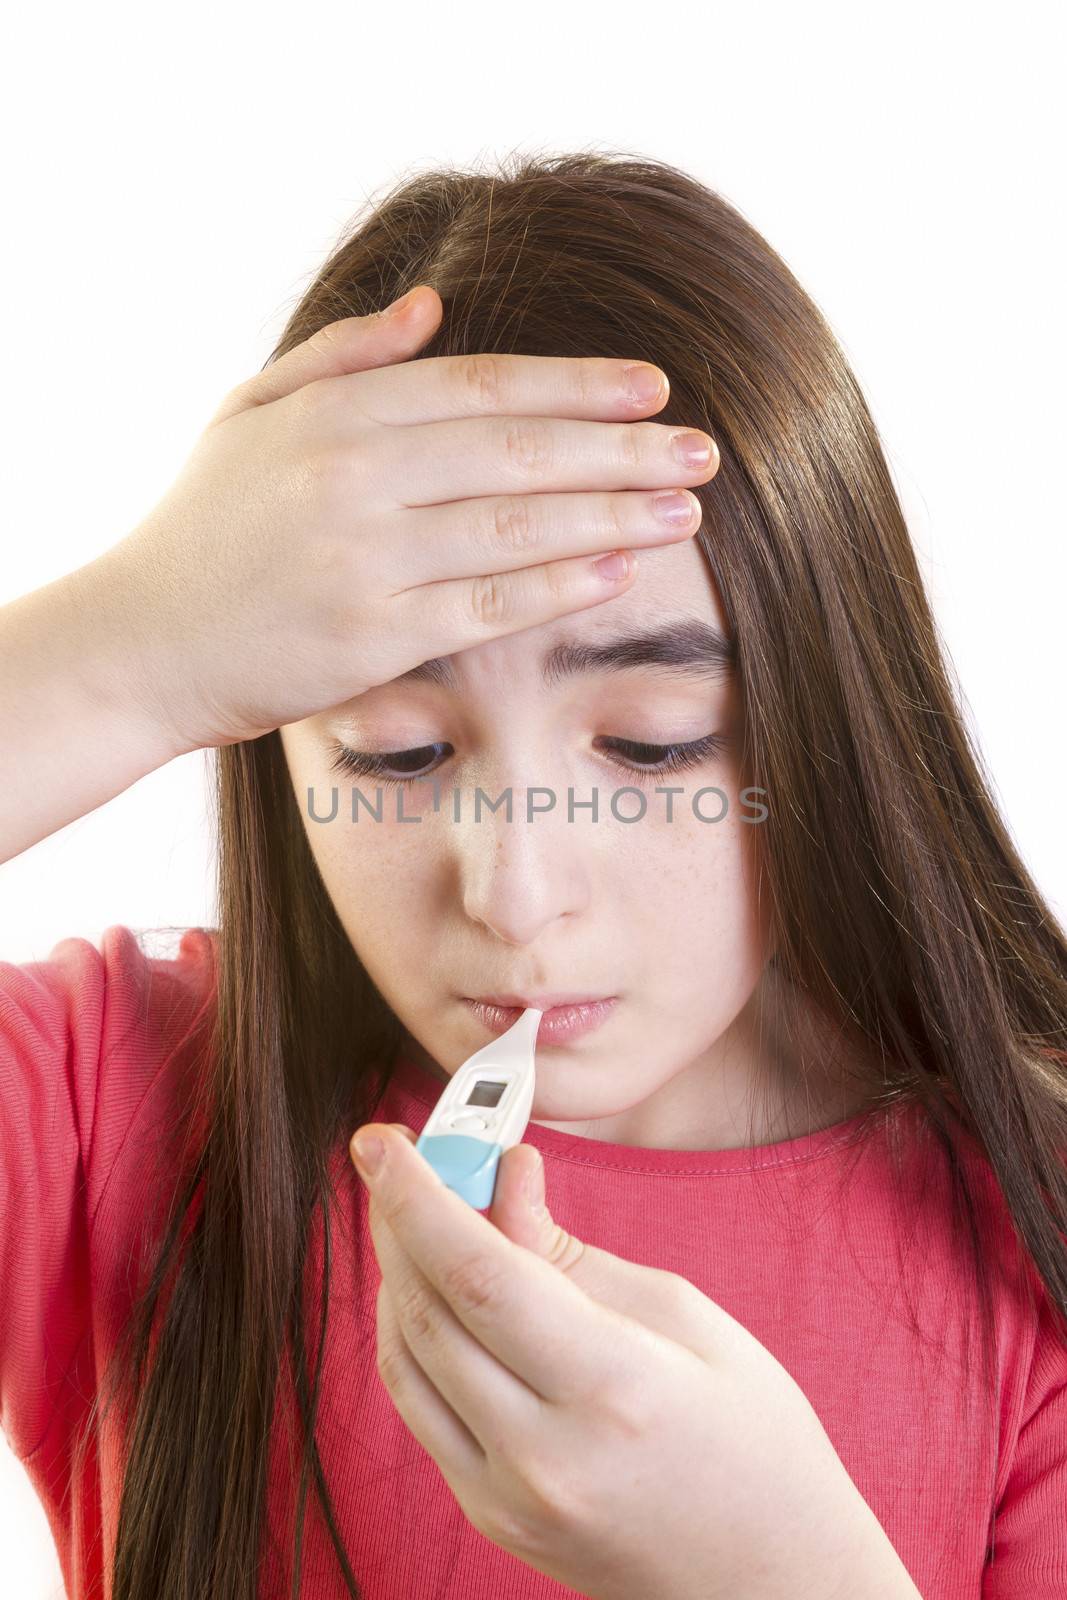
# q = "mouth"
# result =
<box><xmin>461</xmin><ymin>994</ymin><xmax>618</xmax><ymax>1044</ymax></box>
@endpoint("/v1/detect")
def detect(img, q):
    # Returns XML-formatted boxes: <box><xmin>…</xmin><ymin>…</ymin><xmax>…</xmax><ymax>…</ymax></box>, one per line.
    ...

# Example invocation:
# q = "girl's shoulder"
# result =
<box><xmin>0</xmin><ymin>922</ymin><xmax>218</xmax><ymax>1236</ymax></box>
<box><xmin>1</xmin><ymin>921</ymin><xmax>217</xmax><ymax>1024</ymax></box>
<box><xmin>0</xmin><ymin>923</ymin><xmax>217</xmax><ymax>1461</ymax></box>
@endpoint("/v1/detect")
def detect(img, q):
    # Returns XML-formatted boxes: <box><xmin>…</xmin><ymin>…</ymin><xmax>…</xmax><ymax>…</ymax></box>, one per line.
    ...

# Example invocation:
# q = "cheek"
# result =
<box><xmin>293</xmin><ymin>783</ymin><xmax>436</xmax><ymax>948</ymax></box>
<box><xmin>628</xmin><ymin>810</ymin><xmax>770</xmax><ymax>989</ymax></box>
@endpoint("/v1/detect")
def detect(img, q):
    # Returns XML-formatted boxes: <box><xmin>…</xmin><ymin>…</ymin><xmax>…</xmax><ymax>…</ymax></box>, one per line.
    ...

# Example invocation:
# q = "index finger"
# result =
<box><xmin>315</xmin><ymin>350</ymin><xmax>671</xmax><ymax>428</ymax></box>
<box><xmin>352</xmin><ymin>1123</ymin><xmax>636</xmax><ymax>1405</ymax></box>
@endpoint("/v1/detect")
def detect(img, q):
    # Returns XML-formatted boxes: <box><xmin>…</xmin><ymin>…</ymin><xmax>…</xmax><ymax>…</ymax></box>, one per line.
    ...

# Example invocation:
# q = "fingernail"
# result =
<box><xmin>652</xmin><ymin>490</ymin><xmax>696</xmax><ymax>526</ymax></box>
<box><xmin>623</xmin><ymin>362</ymin><xmax>667</xmax><ymax>405</ymax></box>
<box><xmin>593</xmin><ymin>550</ymin><xmax>632</xmax><ymax>584</ymax></box>
<box><xmin>672</xmin><ymin>430</ymin><xmax>715</xmax><ymax>467</ymax></box>
<box><xmin>525</xmin><ymin>1152</ymin><xmax>545</xmax><ymax>1211</ymax></box>
<box><xmin>351</xmin><ymin>1133</ymin><xmax>385</xmax><ymax>1179</ymax></box>
<box><xmin>384</xmin><ymin>286</ymin><xmax>419</xmax><ymax>318</ymax></box>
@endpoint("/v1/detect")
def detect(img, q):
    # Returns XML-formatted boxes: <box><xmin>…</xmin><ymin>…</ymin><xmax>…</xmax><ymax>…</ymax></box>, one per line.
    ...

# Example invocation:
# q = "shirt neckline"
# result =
<box><xmin>383</xmin><ymin>1050</ymin><xmax>904</xmax><ymax>1176</ymax></box>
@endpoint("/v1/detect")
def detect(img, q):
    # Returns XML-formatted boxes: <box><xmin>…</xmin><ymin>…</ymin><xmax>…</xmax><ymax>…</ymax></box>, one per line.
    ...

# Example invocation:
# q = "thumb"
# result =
<box><xmin>385</xmin><ymin>1126</ymin><xmax>728</xmax><ymax>1366</ymax></box>
<box><xmin>212</xmin><ymin>283</ymin><xmax>443</xmax><ymax>421</ymax></box>
<box><xmin>492</xmin><ymin>1145</ymin><xmax>726</xmax><ymax>1361</ymax></box>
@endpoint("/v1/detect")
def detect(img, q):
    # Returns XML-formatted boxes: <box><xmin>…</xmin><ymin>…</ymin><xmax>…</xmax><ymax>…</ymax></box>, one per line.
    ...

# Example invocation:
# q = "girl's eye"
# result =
<box><xmin>326</xmin><ymin>734</ymin><xmax>726</xmax><ymax>789</ymax></box>
<box><xmin>599</xmin><ymin>733</ymin><xmax>727</xmax><ymax>783</ymax></box>
<box><xmin>327</xmin><ymin>741</ymin><xmax>448</xmax><ymax>787</ymax></box>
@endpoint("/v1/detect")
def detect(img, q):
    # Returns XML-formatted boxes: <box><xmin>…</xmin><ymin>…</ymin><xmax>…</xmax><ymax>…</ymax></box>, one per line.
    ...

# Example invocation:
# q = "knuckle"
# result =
<box><xmin>282</xmin><ymin>392</ymin><xmax>338</xmax><ymax>472</ymax></box>
<box><xmin>618</xmin><ymin>419</ymin><xmax>643</xmax><ymax>469</ymax></box>
<box><xmin>542</xmin><ymin>558</ymin><xmax>573</xmax><ymax>606</ymax></box>
<box><xmin>468</xmin><ymin>570</ymin><xmax>515</xmax><ymax>628</ymax></box>
<box><xmin>573</xmin><ymin>358</ymin><xmax>598</xmax><ymax>410</ymax></box>
<box><xmin>300</xmin><ymin>440</ymin><xmax>340</xmax><ymax>491</ymax></box>
<box><xmin>452</xmin><ymin>1474</ymin><xmax>506</xmax><ymax>1546</ymax></box>
<box><xmin>501</xmin><ymin>417</ymin><xmax>551</xmax><ymax>474</ymax></box>
<box><xmin>325</xmin><ymin>595</ymin><xmax>364</xmax><ymax>642</ymax></box>
<box><xmin>308</xmin><ymin>320</ymin><xmax>347</xmax><ymax>360</ymax></box>
<box><xmin>376</xmin><ymin>1340</ymin><xmax>406</xmax><ymax>1392</ymax></box>
<box><xmin>490</xmin><ymin>495</ymin><xmax>540</xmax><ymax>557</ymax></box>
<box><xmin>516</xmin><ymin>1447</ymin><xmax>582</xmax><ymax>1532</ymax></box>
<box><xmin>287</xmin><ymin>373</ymin><xmax>332</xmax><ymax>425</ymax></box>
<box><xmin>300</xmin><ymin>434</ymin><xmax>367</xmax><ymax>512</ymax></box>
<box><xmin>455</xmin><ymin>351</ymin><xmax>508</xmax><ymax>410</ymax></box>
<box><xmin>582</xmin><ymin>1357</ymin><xmax>632</xmax><ymax>1420</ymax></box>
<box><xmin>393</xmin><ymin>1274</ymin><xmax>440</xmax><ymax>1348</ymax></box>
<box><xmin>604</xmin><ymin>491</ymin><xmax>627</xmax><ymax>544</ymax></box>
<box><xmin>467</xmin><ymin>1485</ymin><xmax>533</xmax><ymax>1553</ymax></box>
<box><xmin>602</xmin><ymin>1366</ymin><xmax>655</xmax><ymax>1437</ymax></box>
<box><xmin>313</xmin><ymin>546</ymin><xmax>366</xmax><ymax>634</ymax></box>
<box><xmin>439</xmin><ymin>1249</ymin><xmax>505</xmax><ymax>1316</ymax></box>
<box><xmin>661</xmin><ymin>1268</ymin><xmax>705</xmax><ymax>1321</ymax></box>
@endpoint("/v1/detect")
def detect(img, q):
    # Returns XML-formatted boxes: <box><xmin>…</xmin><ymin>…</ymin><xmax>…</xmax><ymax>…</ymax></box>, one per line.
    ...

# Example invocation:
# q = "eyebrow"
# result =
<box><xmin>393</xmin><ymin>618</ymin><xmax>736</xmax><ymax>691</ymax></box>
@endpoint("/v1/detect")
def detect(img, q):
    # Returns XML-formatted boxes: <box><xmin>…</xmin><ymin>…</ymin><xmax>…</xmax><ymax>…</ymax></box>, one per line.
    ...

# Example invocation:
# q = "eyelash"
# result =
<box><xmin>326</xmin><ymin>733</ymin><xmax>726</xmax><ymax>789</ymax></box>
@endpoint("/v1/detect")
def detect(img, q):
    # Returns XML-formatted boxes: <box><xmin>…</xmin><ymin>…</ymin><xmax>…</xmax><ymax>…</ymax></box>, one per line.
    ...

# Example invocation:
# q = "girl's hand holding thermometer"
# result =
<box><xmin>349</xmin><ymin>1032</ymin><xmax>922</xmax><ymax>1599</ymax></box>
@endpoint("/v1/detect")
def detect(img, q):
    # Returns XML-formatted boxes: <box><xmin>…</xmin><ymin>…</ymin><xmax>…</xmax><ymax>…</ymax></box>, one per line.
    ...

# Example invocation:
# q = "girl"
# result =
<box><xmin>1</xmin><ymin>150</ymin><xmax>1064</xmax><ymax>1600</ymax></box>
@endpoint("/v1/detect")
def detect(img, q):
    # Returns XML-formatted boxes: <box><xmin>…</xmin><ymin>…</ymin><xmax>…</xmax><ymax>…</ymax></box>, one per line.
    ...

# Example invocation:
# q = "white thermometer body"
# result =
<box><xmin>415</xmin><ymin>1008</ymin><xmax>542</xmax><ymax>1208</ymax></box>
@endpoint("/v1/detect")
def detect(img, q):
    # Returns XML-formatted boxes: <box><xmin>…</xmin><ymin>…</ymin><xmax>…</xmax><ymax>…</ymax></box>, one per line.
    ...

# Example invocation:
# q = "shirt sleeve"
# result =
<box><xmin>983</xmin><ymin>1287</ymin><xmax>1067</xmax><ymax>1597</ymax></box>
<box><xmin>0</xmin><ymin>925</ymin><xmax>214</xmax><ymax>1462</ymax></box>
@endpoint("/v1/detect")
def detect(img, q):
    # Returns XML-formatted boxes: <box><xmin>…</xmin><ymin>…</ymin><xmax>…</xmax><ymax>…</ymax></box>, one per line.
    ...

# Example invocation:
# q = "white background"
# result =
<box><xmin>2</xmin><ymin>1</ymin><xmax>1064</xmax><ymax>1592</ymax></box>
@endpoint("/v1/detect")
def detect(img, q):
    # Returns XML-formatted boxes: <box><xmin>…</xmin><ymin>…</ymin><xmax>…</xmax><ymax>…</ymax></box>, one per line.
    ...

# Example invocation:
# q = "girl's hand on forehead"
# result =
<box><xmin>350</xmin><ymin>1122</ymin><xmax>922</xmax><ymax>1600</ymax></box>
<box><xmin>96</xmin><ymin>284</ymin><xmax>718</xmax><ymax>759</ymax></box>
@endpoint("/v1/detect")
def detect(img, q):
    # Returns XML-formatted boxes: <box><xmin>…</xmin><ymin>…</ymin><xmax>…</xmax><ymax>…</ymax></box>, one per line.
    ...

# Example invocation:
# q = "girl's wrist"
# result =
<box><xmin>0</xmin><ymin>558</ymin><xmax>197</xmax><ymax>863</ymax></box>
<box><xmin>66</xmin><ymin>546</ymin><xmax>206</xmax><ymax>764</ymax></box>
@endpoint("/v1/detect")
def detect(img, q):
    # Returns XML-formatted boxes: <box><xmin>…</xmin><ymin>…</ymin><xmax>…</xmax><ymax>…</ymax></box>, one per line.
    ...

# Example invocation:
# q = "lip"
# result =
<box><xmin>469</xmin><ymin>992</ymin><xmax>610</xmax><ymax>1008</ymax></box>
<box><xmin>462</xmin><ymin>994</ymin><xmax>618</xmax><ymax>1044</ymax></box>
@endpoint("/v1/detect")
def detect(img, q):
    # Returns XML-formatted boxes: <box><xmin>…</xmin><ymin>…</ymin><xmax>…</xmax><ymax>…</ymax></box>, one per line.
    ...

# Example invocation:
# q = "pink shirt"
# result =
<box><xmin>1</xmin><ymin>925</ymin><xmax>1065</xmax><ymax>1598</ymax></box>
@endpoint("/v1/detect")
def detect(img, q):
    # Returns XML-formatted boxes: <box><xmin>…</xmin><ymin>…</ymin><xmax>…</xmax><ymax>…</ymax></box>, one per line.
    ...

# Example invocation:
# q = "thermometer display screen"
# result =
<box><xmin>466</xmin><ymin>1078</ymin><xmax>507</xmax><ymax>1109</ymax></box>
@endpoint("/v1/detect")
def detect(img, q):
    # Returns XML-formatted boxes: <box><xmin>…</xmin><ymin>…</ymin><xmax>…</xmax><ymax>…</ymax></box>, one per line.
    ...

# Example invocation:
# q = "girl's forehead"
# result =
<box><xmin>452</xmin><ymin>537</ymin><xmax>729</xmax><ymax>679</ymax></box>
<box><xmin>297</xmin><ymin>540</ymin><xmax>733</xmax><ymax>731</ymax></box>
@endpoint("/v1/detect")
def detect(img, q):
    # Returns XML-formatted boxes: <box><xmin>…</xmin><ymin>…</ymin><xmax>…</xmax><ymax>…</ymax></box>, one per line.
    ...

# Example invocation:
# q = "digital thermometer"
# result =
<box><xmin>415</xmin><ymin>1007</ymin><xmax>543</xmax><ymax>1209</ymax></box>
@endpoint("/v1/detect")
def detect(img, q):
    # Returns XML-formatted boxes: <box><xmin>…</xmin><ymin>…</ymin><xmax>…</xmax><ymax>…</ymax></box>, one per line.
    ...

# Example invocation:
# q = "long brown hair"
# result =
<box><xmin>77</xmin><ymin>148</ymin><xmax>1067</xmax><ymax>1598</ymax></box>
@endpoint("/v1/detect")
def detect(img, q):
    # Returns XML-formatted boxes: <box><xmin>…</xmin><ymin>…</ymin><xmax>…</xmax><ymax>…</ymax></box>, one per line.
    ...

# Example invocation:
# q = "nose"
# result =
<box><xmin>456</xmin><ymin>781</ymin><xmax>593</xmax><ymax>945</ymax></box>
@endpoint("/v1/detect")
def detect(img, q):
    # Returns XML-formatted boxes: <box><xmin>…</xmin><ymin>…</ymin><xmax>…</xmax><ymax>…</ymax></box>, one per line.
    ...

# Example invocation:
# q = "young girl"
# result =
<box><xmin>1</xmin><ymin>151</ymin><xmax>1064</xmax><ymax>1600</ymax></box>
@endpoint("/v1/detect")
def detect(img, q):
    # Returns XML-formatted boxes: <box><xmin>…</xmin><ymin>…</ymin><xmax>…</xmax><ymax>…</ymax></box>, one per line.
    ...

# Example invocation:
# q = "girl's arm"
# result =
<box><xmin>0</xmin><ymin>299</ymin><xmax>712</xmax><ymax>868</ymax></box>
<box><xmin>0</xmin><ymin>552</ymin><xmax>190</xmax><ymax>865</ymax></box>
